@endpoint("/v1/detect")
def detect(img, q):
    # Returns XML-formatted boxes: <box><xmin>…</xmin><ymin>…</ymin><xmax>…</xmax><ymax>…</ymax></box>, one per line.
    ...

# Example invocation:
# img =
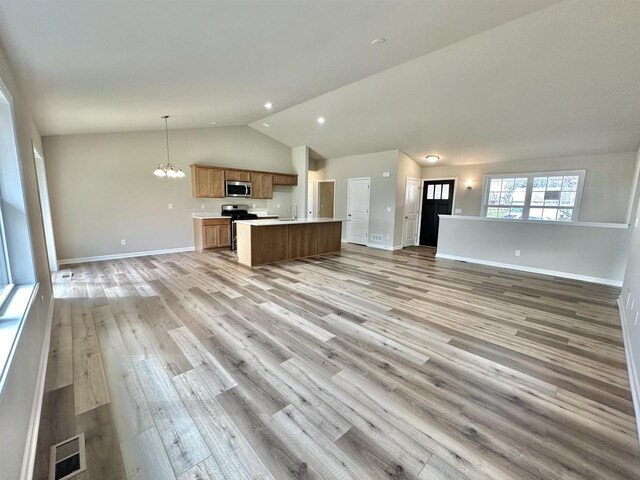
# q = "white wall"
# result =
<box><xmin>0</xmin><ymin>44</ymin><xmax>54</xmax><ymax>480</ymax></box>
<box><xmin>315</xmin><ymin>150</ymin><xmax>399</xmax><ymax>248</ymax></box>
<box><xmin>423</xmin><ymin>151</ymin><xmax>637</xmax><ymax>222</ymax></box>
<box><xmin>43</xmin><ymin>126</ymin><xmax>293</xmax><ymax>261</ymax></box>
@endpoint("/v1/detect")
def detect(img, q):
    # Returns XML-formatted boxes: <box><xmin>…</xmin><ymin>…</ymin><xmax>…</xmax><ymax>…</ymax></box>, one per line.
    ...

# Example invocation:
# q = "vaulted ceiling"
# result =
<box><xmin>1</xmin><ymin>0</ymin><xmax>638</xmax><ymax>166</ymax></box>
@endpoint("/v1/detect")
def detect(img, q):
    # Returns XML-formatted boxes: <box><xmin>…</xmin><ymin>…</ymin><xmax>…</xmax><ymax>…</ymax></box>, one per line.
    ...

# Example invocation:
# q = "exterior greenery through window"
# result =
<box><xmin>483</xmin><ymin>170</ymin><xmax>585</xmax><ymax>222</ymax></box>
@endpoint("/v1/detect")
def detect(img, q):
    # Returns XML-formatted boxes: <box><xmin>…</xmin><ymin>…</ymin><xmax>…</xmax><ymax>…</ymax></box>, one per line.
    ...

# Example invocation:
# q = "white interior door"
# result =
<box><xmin>402</xmin><ymin>177</ymin><xmax>421</xmax><ymax>247</ymax></box>
<box><xmin>307</xmin><ymin>181</ymin><xmax>315</xmax><ymax>218</ymax></box>
<box><xmin>346</xmin><ymin>177</ymin><xmax>370</xmax><ymax>245</ymax></box>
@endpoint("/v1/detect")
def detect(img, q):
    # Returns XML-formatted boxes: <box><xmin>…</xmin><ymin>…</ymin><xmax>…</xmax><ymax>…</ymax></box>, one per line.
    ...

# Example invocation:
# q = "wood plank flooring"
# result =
<box><xmin>33</xmin><ymin>245</ymin><xmax>640</xmax><ymax>479</ymax></box>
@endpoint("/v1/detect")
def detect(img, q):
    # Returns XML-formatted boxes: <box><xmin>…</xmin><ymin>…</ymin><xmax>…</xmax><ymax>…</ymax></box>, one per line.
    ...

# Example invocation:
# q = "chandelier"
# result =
<box><xmin>153</xmin><ymin>115</ymin><xmax>185</xmax><ymax>179</ymax></box>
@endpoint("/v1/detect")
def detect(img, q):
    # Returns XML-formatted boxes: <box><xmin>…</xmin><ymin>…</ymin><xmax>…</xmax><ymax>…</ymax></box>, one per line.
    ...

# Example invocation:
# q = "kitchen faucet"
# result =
<box><xmin>288</xmin><ymin>203</ymin><xmax>297</xmax><ymax>220</ymax></box>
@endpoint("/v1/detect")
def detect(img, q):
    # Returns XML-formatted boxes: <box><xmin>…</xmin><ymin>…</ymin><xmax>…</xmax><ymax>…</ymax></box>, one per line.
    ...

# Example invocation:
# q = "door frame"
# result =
<box><xmin>346</xmin><ymin>177</ymin><xmax>371</xmax><ymax>244</ymax></box>
<box><xmin>316</xmin><ymin>179</ymin><xmax>336</xmax><ymax>218</ymax></box>
<box><xmin>417</xmin><ymin>177</ymin><xmax>457</xmax><ymax>246</ymax></box>
<box><xmin>32</xmin><ymin>146</ymin><xmax>58</xmax><ymax>272</ymax></box>
<box><xmin>402</xmin><ymin>177</ymin><xmax>422</xmax><ymax>247</ymax></box>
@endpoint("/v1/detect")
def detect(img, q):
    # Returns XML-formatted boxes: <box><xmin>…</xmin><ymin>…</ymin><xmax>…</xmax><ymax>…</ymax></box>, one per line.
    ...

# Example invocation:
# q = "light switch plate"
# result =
<box><xmin>386</xmin><ymin>206</ymin><xmax>391</xmax><ymax>212</ymax></box>
<box><xmin>455</xmin><ymin>209</ymin><xmax>462</xmax><ymax>214</ymax></box>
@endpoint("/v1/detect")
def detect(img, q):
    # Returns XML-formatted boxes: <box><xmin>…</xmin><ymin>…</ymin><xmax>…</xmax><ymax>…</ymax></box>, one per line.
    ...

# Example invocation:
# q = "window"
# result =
<box><xmin>484</xmin><ymin>170</ymin><xmax>585</xmax><ymax>222</ymax></box>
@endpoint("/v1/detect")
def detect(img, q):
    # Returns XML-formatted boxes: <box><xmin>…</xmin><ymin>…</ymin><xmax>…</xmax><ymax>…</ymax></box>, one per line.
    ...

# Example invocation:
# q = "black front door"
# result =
<box><xmin>419</xmin><ymin>180</ymin><xmax>455</xmax><ymax>247</ymax></box>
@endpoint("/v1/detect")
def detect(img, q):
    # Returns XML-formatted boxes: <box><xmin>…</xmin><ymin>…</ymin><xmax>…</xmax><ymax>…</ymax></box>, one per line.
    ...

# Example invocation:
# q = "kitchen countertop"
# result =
<box><xmin>235</xmin><ymin>217</ymin><xmax>346</xmax><ymax>226</ymax></box>
<box><xmin>192</xmin><ymin>212</ymin><xmax>278</xmax><ymax>219</ymax></box>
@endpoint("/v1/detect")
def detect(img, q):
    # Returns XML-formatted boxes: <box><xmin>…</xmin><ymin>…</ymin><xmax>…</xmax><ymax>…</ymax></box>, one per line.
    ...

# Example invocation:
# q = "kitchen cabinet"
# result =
<box><xmin>190</xmin><ymin>164</ymin><xmax>297</xmax><ymax>198</ymax></box>
<box><xmin>191</xmin><ymin>166</ymin><xmax>224</xmax><ymax>198</ymax></box>
<box><xmin>194</xmin><ymin>218</ymin><xmax>231</xmax><ymax>251</ymax></box>
<box><xmin>225</xmin><ymin>170</ymin><xmax>251</xmax><ymax>182</ymax></box>
<box><xmin>272</xmin><ymin>174</ymin><xmax>298</xmax><ymax>186</ymax></box>
<box><xmin>251</xmin><ymin>173</ymin><xmax>273</xmax><ymax>199</ymax></box>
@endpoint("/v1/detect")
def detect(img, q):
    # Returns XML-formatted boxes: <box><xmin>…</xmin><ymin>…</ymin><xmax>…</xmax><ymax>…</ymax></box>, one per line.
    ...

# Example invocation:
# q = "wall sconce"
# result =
<box><xmin>466</xmin><ymin>179</ymin><xmax>474</xmax><ymax>190</ymax></box>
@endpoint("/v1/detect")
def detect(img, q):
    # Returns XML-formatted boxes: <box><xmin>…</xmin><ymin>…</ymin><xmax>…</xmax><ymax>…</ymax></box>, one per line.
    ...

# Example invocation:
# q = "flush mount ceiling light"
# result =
<box><xmin>317</xmin><ymin>117</ymin><xmax>326</xmax><ymax>125</ymax></box>
<box><xmin>264</xmin><ymin>102</ymin><xmax>273</xmax><ymax>110</ymax></box>
<box><xmin>209</xmin><ymin>121</ymin><xmax>218</xmax><ymax>125</ymax></box>
<box><xmin>371</xmin><ymin>38</ymin><xmax>386</xmax><ymax>45</ymax></box>
<box><xmin>262</xmin><ymin>122</ymin><xmax>271</xmax><ymax>127</ymax></box>
<box><xmin>153</xmin><ymin>115</ymin><xmax>185</xmax><ymax>179</ymax></box>
<box><xmin>426</xmin><ymin>155</ymin><xmax>440</xmax><ymax>164</ymax></box>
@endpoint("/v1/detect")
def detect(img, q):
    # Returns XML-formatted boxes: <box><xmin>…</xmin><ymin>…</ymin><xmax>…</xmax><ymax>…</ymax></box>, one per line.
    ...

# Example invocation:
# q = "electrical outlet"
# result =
<box><xmin>455</xmin><ymin>208</ymin><xmax>462</xmax><ymax>214</ymax></box>
<box><xmin>121</xmin><ymin>239</ymin><xmax>127</xmax><ymax>246</ymax></box>
<box><xmin>386</xmin><ymin>206</ymin><xmax>391</xmax><ymax>212</ymax></box>
<box><xmin>168</xmin><ymin>203</ymin><xmax>173</xmax><ymax>209</ymax></box>
<box><xmin>201</xmin><ymin>203</ymin><xmax>205</xmax><ymax>209</ymax></box>
<box><xmin>515</xmin><ymin>250</ymin><xmax>521</xmax><ymax>257</ymax></box>
<box><xmin>277</xmin><ymin>204</ymin><xmax>280</xmax><ymax>209</ymax></box>
<box><xmin>253</xmin><ymin>204</ymin><xmax>256</xmax><ymax>208</ymax></box>
<box><xmin>386</xmin><ymin>234</ymin><xmax>390</xmax><ymax>240</ymax></box>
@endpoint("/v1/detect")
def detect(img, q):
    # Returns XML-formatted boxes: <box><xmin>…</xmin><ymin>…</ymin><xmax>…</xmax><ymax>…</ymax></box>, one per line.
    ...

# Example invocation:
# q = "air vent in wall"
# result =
<box><xmin>370</xmin><ymin>234</ymin><xmax>383</xmax><ymax>242</ymax></box>
<box><xmin>49</xmin><ymin>433</ymin><xmax>87</xmax><ymax>480</ymax></box>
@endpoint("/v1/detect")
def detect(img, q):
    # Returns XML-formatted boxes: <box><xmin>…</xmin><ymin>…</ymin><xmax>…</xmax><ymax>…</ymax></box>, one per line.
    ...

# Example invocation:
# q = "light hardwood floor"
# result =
<box><xmin>34</xmin><ymin>245</ymin><xmax>640</xmax><ymax>479</ymax></box>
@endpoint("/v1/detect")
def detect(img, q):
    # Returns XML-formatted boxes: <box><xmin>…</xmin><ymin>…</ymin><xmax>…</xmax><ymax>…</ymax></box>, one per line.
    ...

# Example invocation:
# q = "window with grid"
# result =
<box><xmin>483</xmin><ymin>170</ymin><xmax>585</xmax><ymax>222</ymax></box>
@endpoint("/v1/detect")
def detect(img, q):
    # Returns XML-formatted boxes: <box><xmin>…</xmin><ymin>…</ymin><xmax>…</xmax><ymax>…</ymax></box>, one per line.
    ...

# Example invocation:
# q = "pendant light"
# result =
<box><xmin>153</xmin><ymin>115</ymin><xmax>185</xmax><ymax>179</ymax></box>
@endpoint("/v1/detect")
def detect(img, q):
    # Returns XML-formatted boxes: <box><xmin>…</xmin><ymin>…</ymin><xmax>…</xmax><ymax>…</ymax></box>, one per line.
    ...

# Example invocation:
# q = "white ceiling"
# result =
<box><xmin>0</xmin><ymin>0</ymin><xmax>558</xmax><ymax>136</ymax></box>
<box><xmin>253</xmin><ymin>0</ymin><xmax>640</xmax><ymax>165</ymax></box>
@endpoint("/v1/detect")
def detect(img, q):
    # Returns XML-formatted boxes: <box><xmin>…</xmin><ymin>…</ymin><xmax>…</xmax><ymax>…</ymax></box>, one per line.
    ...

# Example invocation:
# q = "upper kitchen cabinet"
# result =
<box><xmin>190</xmin><ymin>164</ymin><xmax>297</xmax><ymax>198</ymax></box>
<box><xmin>225</xmin><ymin>170</ymin><xmax>251</xmax><ymax>182</ymax></box>
<box><xmin>272</xmin><ymin>174</ymin><xmax>297</xmax><ymax>186</ymax></box>
<box><xmin>251</xmin><ymin>173</ymin><xmax>273</xmax><ymax>199</ymax></box>
<box><xmin>191</xmin><ymin>166</ymin><xmax>224</xmax><ymax>198</ymax></box>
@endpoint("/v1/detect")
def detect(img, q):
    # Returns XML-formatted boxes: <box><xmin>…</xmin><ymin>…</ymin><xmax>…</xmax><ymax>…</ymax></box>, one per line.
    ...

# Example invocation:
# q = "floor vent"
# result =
<box><xmin>49</xmin><ymin>433</ymin><xmax>87</xmax><ymax>480</ymax></box>
<box><xmin>370</xmin><ymin>234</ymin><xmax>383</xmax><ymax>242</ymax></box>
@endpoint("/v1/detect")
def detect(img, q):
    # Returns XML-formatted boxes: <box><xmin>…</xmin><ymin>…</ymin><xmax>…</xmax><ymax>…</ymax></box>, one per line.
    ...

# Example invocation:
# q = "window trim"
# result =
<box><xmin>481</xmin><ymin>169</ymin><xmax>586</xmax><ymax>222</ymax></box>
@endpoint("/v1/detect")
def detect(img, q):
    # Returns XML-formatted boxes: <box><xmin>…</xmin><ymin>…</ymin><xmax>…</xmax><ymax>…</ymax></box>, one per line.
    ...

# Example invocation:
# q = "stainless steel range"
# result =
<box><xmin>221</xmin><ymin>204</ymin><xmax>258</xmax><ymax>250</ymax></box>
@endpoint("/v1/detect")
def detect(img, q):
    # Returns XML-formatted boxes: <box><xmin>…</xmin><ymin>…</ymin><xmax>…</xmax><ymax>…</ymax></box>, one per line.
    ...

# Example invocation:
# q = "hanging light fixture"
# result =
<box><xmin>153</xmin><ymin>115</ymin><xmax>185</xmax><ymax>179</ymax></box>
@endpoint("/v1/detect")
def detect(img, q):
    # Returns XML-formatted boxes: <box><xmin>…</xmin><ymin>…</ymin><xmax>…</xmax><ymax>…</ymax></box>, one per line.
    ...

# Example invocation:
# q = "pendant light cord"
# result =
<box><xmin>164</xmin><ymin>116</ymin><xmax>171</xmax><ymax>165</ymax></box>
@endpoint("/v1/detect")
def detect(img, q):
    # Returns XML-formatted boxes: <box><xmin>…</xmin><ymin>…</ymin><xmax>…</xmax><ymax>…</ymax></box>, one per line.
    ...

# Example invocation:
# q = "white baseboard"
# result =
<box><xmin>20</xmin><ymin>296</ymin><xmax>54</xmax><ymax>480</ymax></box>
<box><xmin>340</xmin><ymin>239</ymin><xmax>402</xmax><ymax>251</ymax></box>
<box><xmin>435</xmin><ymin>253</ymin><xmax>622</xmax><ymax>287</ymax></box>
<box><xmin>617</xmin><ymin>297</ymin><xmax>640</xmax><ymax>441</ymax></box>
<box><xmin>58</xmin><ymin>246</ymin><xmax>195</xmax><ymax>266</ymax></box>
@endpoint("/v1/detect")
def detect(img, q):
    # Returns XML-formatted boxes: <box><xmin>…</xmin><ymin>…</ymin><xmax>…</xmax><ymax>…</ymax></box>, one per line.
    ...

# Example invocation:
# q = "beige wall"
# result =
<box><xmin>0</xmin><ymin>45</ymin><xmax>53</xmax><ymax>480</ymax></box>
<box><xmin>316</xmin><ymin>150</ymin><xmax>399</xmax><ymax>248</ymax></box>
<box><xmin>43</xmin><ymin>126</ymin><xmax>293</xmax><ymax>260</ymax></box>
<box><xmin>394</xmin><ymin>151</ymin><xmax>422</xmax><ymax>246</ymax></box>
<box><xmin>423</xmin><ymin>151</ymin><xmax>637</xmax><ymax>223</ymax></box>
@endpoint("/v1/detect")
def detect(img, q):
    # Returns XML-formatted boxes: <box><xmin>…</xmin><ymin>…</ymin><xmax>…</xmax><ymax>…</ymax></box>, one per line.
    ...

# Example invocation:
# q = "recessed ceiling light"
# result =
<box><xmin>371</xmin><ymin>38</ymin><xmax>386</xmax><ymax>46</ymax></box>
<box><xmin>262</xmin><ymin>122</ymin><xmax>271</xmax><ymax>127</ymax></box>
<box><xmin>209</xmin><ymin>121</ymin><xmax>218</xmax><ymax>125</ymax></box>
<box><xmin>426</xmin><ymin>155</ymin><xmax>439</xmax><ymax>163</ymax></box>
<box><xmin>317</xmin><ymin>117</ymin><xmax>325</xmax><ymax>125</ymax></box>
<box><xmin>264</xmin><ymin>102</ymin><xmax>273</xmax><ymax>110</ymax></box>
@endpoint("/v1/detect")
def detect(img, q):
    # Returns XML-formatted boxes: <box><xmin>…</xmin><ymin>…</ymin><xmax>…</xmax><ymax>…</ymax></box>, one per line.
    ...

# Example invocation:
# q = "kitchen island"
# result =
<box><xmin>235</xmin><ymin>218</ymin><xmax>345</xmax><ymax>267</ymax></box>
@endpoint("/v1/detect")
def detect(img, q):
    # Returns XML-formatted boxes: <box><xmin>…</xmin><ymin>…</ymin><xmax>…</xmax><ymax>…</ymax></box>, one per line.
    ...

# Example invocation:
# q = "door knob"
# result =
<box><xmin>348</xmin><ymin>214</ymin><xmax>352</xmax><ymax>216</ymax></box>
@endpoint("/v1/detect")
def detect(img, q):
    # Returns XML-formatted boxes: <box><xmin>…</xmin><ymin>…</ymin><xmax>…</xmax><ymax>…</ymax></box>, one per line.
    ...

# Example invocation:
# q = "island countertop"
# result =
<box><xmin>235</xmin><ymin>217</ymin><xmax>346</xmax><ymax>226</ymax></box>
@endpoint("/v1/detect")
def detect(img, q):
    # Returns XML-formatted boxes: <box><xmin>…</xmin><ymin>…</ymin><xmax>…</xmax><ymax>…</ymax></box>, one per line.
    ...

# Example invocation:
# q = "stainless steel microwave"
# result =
<box><xmin>225</xmin><ymin>181</ymin><xmax>252</xmax><ymax>197</ymax></box>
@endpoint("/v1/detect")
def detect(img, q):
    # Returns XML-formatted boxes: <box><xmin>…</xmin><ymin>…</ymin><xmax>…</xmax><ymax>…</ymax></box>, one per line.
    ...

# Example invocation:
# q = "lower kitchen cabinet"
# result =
<box><xmin>194</xmin><ymin>218</ymin><xmax>231</xmax><ymax>251</ymax></box>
